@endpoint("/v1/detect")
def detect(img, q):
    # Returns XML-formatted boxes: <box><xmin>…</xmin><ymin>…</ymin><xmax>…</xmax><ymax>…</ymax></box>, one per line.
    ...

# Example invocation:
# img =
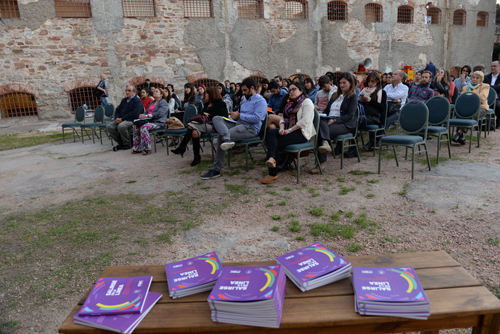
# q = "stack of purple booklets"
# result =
<box><xmin>276</xmin><ymin>243</ymin><xmax>352</xmax><ymax>291</ymax></box>
<box><xmin>74</xmin><ymin>276</ymin><xmax>162</xmax><ymax>333</ymax></box>
<box><xmin>352</xmin><ymin>267</ymin><xmax>430</xmax><ymax>320</ymax></box>
<box><xmin>165</xmin><ymin>252</ymin><xmax>223</xmax><ymax>298</ymax></box>
<box><xmin>207</xmin><ymin>265</ymin><xmax>286</xmax><ymax>328</ymax></box>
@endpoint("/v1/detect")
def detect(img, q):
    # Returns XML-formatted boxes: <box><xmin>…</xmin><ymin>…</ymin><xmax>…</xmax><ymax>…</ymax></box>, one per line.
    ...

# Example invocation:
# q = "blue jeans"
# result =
<box><xmin>101</xmin><ymin>96</ymin><xmax>109</xmax><ymax>107</ymax></box>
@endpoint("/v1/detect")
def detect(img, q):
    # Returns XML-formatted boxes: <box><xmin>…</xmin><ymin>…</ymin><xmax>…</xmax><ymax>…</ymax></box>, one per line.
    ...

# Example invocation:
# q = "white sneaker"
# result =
<box><xmin>220</xmin><ymin>139</ymin><xmax>235</xmax><ymax>151</ymax></box>
<box><xmin>318</xmin><ymin>140</ymin><xmax>332</xmax><ymax>154</ymax></box>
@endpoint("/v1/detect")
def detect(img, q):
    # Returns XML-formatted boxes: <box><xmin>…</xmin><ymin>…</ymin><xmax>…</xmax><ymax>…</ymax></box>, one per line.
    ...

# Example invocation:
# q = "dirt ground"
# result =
<box><xmin>0</xmin><ymin>129</ymin><xmax>499</xmax><ymax>334</ymax></box>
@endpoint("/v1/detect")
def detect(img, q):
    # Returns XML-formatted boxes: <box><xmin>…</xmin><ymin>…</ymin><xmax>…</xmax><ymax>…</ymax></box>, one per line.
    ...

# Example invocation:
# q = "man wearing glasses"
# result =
<box><xmin>453</xmin><ymin>65</ymin><xmax>472</xmax><ymax>94</ymax></box>
<box><xmin>106</xmin><ymin>86</ymin><xmax>142</xmax><ymax>151</ymax></box>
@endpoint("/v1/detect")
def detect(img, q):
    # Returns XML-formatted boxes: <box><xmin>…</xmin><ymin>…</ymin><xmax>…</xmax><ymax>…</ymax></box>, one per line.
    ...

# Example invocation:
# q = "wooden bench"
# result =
<box><xmin>59</xmin><ymin>251</ymin><xmax>500</xmax><ymax>334</ymax></box>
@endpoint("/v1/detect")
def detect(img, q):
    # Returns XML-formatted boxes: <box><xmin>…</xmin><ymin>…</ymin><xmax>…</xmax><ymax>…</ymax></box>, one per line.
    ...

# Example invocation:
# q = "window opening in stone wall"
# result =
<box><xmin>365</xmin><ymin>3</ymin><xmax>382</xmax><ymax>23</ymax></box>
<box><xmin>332</xmin><ymin>72</ymin><xmax>342</xmax><ymax>84</ymax></box>
<box><xmin>238</xmin><ymin>0</ymin><xmax>263</xmax><ymax>19</ymax></box>
<box><xmin>397</xmin><ymin>5</ymin><xmax>413</xmax><ymax>24</ymax></box>
<box><xmin>426</xmin><ymin>7</ymin><xmax>441</xmax><ymax>25</ymax></box>
<box><xmin>453</xmin><ymin>9</ymin><xmax>466</xmax><ymax>26</ymax></box>
<box><xmin>0</xmin><ymin>93</ymin><xmax>38</xmax><ymax>118</ymax></box>
<box><xmin>193</xmin><ymin>79</ymin><xmax>219</xmax><ymax>87</ymax></box>
<box><xmin>288</xmin><ymin>73</ymin><xmax>310</xmax><ymax>81</ymax></box>
<box><xmin>327</xmin><ymin>1</ymin><xmax>347</xmax><ymax>21</ymax></box>
<box><xmin>477</xmin><ymin>11</ymin><xmax>488</xmax><ymax>27</ymax></box>
<box><xmin>68</xmin><ymin>87</ymin><xmax>101</xmax><ymax>114</ymax></box>
<box><xmin>122</xmin><ymin>0</ymin><xmax>156</xmax><ymax>18</ymax></box>
<box><xmin>184</xmin><ymin>0</ymin><xmax>213</xmax><ymax>18</ymax></box>
<box><xmin>285</xmin><ymin>0</ymin><xmax>308</xmax><ymax>20</ymax></box>
<box><xmin>0</xmin><ymin>0</ymin><xmax>20</xmax><ymax>18</ymax></box>
<box><xmin>136</xmin><ymin>82</ymin><xmax>165</xmax><ymax>92</ymax></box>
<box><xmin>55</xmin><ymin>0</ymin><xmax>92</xmax><ymax>18</ymax></box>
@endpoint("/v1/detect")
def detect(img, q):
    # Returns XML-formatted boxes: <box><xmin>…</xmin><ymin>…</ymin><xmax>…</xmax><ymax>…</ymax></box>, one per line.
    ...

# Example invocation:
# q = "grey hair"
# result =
<box><xmin>399</xmin><ymin>70</ymin><xmax>408</xmax><ymax>81</ymax></box>
<box><xmin>127</xmin><ymin>85</ymin><xmax>137</xmax><ymax>94</ymax></box>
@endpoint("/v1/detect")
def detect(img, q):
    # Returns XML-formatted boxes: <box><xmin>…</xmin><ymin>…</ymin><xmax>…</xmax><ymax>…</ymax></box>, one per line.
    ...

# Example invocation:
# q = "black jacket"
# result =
<box><xmin>483</xmin><ymin>73</ymin><xmax>500</xmax><ymax>97</ymax></box>
<box><xmin>115</xmin><ymin>95</ymin><xmax>142</xmax><ymax>122</ymax></box>
<box><xmin>203</xmin><ymin>100</ymin><xmax>228</xmax><ymax>120</ymax></box>
<box><xmin>323</xmin><ymin>93</ymin><xmax>359</xmax><ymax>130</ymax></box>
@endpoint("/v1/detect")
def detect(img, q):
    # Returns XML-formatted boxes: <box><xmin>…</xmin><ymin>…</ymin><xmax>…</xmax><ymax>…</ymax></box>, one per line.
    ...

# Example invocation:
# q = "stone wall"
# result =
<box><xmin>0</xmin><ymin>0</ymin><xmax>496</xmax><ymax>120</ymax></box>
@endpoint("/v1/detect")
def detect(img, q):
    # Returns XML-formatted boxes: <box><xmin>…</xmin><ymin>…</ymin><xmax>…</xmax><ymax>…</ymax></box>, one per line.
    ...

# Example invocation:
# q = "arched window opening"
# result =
<box><xmin>193</xmin><ymin>79</ymin><xmax>220</xmax><ymax>87</ymax></box>
<box><xmin>426</xmin><ymin>7</ymin><xmax>441</xmax><ymax>25</ymax></box>
<box><xmin>327</xmin><ymin>1</ymin><xmax>347</xmax><ymax>21</ymax></box>
<box><xmin>0</xmin><ymin>0</ymin><xmax>20</xmax><ymax>18</ymax></box>
<box><xmin>238</xmin><ymin>0</ymin><xmax>263</xmax><ymax>19</ymax></box>
<box><xmin>477</xmin><ymin>11</ymin><xmax>488</xmax><ymax>27</ymax></box>
<box><xmin>453</xmin><ymin>9</ymin><xmax>466</xmax><ymax>26</ymax></box>
<box><xmin>365</xmin><ymin>3</ymin><xmax>382</xmax><ymax>23</ymax></box>
<box><xmin>184</xmin><ymin>0</ymin><xmax>213</xmax><ymax>18</ymax></box>
<box><xmin>397</xmin><ymin>5</ymin><xmax>413</xmax><ymax>24</ymax></box>
<box><xmin>54</xmin><ymin>0</ymin><xmax>92</xmax><ymax>18</ymax></box>
<box><xmin>285</xmin><ymin>0</ymin><xmax>308</xmax><ymax>20</ymax></box>
<box><xmin>0</xmin><ymin>92</ymin><xmax>38</xmax><ymax>118</ymax></box>
<box><xmin>68</xmin><ymin>87</ymin><xmax>101</xmax><ymax>114</ymax></box>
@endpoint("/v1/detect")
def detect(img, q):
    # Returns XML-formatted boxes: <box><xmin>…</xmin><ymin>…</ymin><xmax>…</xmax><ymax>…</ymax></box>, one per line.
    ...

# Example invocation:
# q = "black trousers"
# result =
<box><xmin>495</xmin><ymin>100</ymin><xmax>500</xmax><ymax>127</ymax></box>
<box><xmin>318</xmin><ymin>118</ymin><xmax>351</xmax><ymax>162</ymax></box>
<box><xmin>266</xmin><ymin>128</ymin><xmax>307</xmax><ymax>176</ymax></box>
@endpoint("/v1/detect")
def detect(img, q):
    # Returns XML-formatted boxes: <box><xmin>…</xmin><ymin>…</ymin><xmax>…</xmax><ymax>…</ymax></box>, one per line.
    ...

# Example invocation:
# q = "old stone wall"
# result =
<box><xmin>0</xmin><ymin>0</ymin><xmax>495</xmax><ymax>120</ymax></box>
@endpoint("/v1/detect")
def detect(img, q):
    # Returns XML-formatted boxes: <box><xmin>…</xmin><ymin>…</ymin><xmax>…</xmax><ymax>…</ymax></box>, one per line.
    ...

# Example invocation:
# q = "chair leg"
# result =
<box><xmin>355</xmin><ymin>138</ymin><xmax>360</xmax><ymax>163</ymax></box>
<box><xmin>405</xmin><ymin>147</ymin><xmax>408</xmax><ymax>160</ymax></box>
<box><xmin>296</xmin><ymin>152</ymin><xmax>301</xmax><ymax>184</ymax></box>
<box><xmin>446</xmin><ymin>133</ymin><xmax>451</xmax><ymax>158</ymax></box>
<box><xmin>378</xmin><ymin>144</ymin><xmax>383</xmax><ymax>174</ymax></box>
<box><xmin>393</xmin><ymin>146</ymin><xmax>399</xmax><ymax>166</ymax></box>
<box><xmin>424</xmin><ymin>143</ymin><xmax>431</xmax><ymax>171</ymax></box>
<box><xmin>244</xmin><ymin>146</ymin><xmax>249</xmax><ymax>172</ymax></box>
<box><xmin>411</xmin><ymin>145</ymin><xmax>415</xmax><ymax>179</ymax></box>
<box><xmin>81</xmin><ymin>128</ymin><xmax>84</xmax><ymax>143</ymax></box>
<box><xmin>92</xmin><ymin>128</ymin><xmax>95</xmax><ymax>144</ymax></box>
<box><xmin>477</xmin><ymin>126</ymin><xmax>480</xmax><ymax>148</ymax></box>
<box><xmin>99</xmin><ymin>128</ymin><xmax>103</xmax><ymax>145</ymax></box>
<box><xmin>340</xmin><ymin>140</ymin><xmax>345</xmax><ymax>169</ymax></box>
<box><xmin>436</xmin><ymin>135</ymin><xmax>441</xmax><ymax>164</ymax></box>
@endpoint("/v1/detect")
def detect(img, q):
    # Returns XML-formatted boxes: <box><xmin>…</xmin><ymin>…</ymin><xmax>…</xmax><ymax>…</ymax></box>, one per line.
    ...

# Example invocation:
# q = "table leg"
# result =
<box><xmin>471</xmin><ymin>314</ymin><xmax>500</xmax><ymax>334</ymax></box>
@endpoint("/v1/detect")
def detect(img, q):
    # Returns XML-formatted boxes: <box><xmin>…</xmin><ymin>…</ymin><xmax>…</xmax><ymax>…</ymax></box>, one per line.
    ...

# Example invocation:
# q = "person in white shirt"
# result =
<box><xmin>383</xmin><ymin>70</ymin><xmax>409</xmax><ymax>130</ymax></box>
<box><xmin>483</xmin><ymin>61</ymin><xmax>500</xmax><ymax>129</ymax></box>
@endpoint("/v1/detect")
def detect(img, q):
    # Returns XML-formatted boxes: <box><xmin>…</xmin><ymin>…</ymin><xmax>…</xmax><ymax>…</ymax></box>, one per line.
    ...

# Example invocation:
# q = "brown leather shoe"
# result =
<box><xmin>265</xmin><ymin>157</ymin><xmax>277</xmax><ymax>168</ymax></box>
<box><xmin>259</xmin><ymin>175</ymin><xmax>279</xmax><ymax>184</ymax></box>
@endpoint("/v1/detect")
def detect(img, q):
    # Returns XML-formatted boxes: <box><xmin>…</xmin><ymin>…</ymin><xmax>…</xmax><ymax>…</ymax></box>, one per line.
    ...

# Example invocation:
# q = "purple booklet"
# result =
<box><xmin>74</xmin><ymin>292</ymin><xmax>162</xmax><ymax>334</ymax></box>
<box><xmin>352</xmin><ymin>267</ymin><xmax>429</xmax><ymax>305</ymax></box>
<box><xmin>276</xmin><ymin>243</ymin><xmax>350</xmax><ymax>284</ymax></box>
<box><xmin>165</xmin><ymin>252</ymin><xmax>223</xmax><ymax>297</ymax></box>
<box><xmin>208</xmin><ymin>265</ymin><xmax>286</xmax><ymax>328</ymax></box>
<box><xmin>78</xmin><ymin>276</ymin><xmax>152</xmax><ymax>316</ymax></box>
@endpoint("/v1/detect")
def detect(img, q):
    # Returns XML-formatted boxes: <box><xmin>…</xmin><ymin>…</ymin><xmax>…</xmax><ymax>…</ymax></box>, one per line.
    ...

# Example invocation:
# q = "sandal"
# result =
<box><xmin>143</xmin><ymin>150</ymin><xmax>152</xmax><ymax>155</ymax></box>
<box><xmin>131</xmin><ymin>150</ymin><xmax>142</xmax><ymax>154</ymax></box>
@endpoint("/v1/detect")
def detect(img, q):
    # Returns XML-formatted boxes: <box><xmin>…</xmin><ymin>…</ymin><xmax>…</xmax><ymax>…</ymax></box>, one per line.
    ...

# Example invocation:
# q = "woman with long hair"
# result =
<box><xmin>161</xmin><ymin>87</ymin><xmax>175</xmax><ymax>115</ymax></box>
<box><xmin>260</xmin><ymin>82</ymin><xmax>315</xmax><ymax>184</ymax></box>
<box><xmin>314</xmin><ymin>72</ymin><xmax>359</xmax><ymax>173</ymax></box>
<box><xmin>304</xmin><ymin>77</ymin><xmax>319</xmax><ymax>102</ymax></box>
<box><xmin>171</xmin><ymin>87</ymin><xmax>228</xmax><ymax>166</ymax></box>
<box><xmin>132</xmin><ymin>88</ymin><xmax>169</xmax><ymax>155</ymax></box>
<box><xmin>140</xmin><ymin>88</ymin><xmax>153</xmax><ymax>112</ymax></box>
<box><xmin>359</xmin><ymin>72</ymin><xmax>387</xmax><ymax>151</ymax></box>
<box><xmin>179</xmin><ymin>83</ymin><xmax>199</xmax><ymax>111</ymax></box>
<box><xmin>430</xmin><ymin>69</ymin><xmax>450</xmax><ymax>101</ymax></box>
<box><xmin>217</xmin><ymin>82</ymin><xmax>233</xmax><ymax>110</ymax></box>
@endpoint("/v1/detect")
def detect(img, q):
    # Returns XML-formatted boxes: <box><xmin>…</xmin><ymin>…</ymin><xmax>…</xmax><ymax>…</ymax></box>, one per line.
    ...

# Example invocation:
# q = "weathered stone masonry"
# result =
<box><xmin>0</xmin><ymin>0</ymin><xmax>495</xmax><ymax>119</ymax></box>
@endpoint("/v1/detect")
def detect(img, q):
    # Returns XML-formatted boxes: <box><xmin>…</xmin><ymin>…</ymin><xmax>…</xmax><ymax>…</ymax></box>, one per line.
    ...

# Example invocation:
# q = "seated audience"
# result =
<box><xmin>217</xmin><ymin>83</ymin><xmax>233</xmax><ymax>110</ymax></box>
<box><xmin>304</xmin><ymin>77</ymin><xmax>319</xmax><ymax>102</ymax></box>
<box><xmin>267</xmin><ymin>81</ymin><xmax>287</xmax><ymax>112</ymax></box>
<box><xmin>454</xmin><ymin>65</ymin><xmax>472</xmax><ymax>94</ymax></box>
<box><xmin>448</xmin><ymin>71</ymin><xmax>458</xmax><ymax>105</ymax></box>
<box><xmin>179</xmin><ymin>83</ymin><xmax>199</xmax><ymax>111</ymax></box>
<box><xmin>132</xmin><ymin>88</ymin><xmax>169</xmax><ymax>155</ymax></box>
<box><xmin>430</xmin><ymin>69</ymin><xmax>450</xmax><ymax>101</ymax></box>
<box><xmin>281</xmin><ymin>78</ymin><xmax>290</xmax><ymax>92</ymax></box>
<box><xmin>201</xmin><ymin>78</ymin><xmax>267</xmax><ymax>179</ymax></box>
<box><xmin>359</xmin><ymin>72</ymin><xmax>387</xmax><ymax>151</ymax></box>
<box><xmin>453</xmin><ymin>71</ymin><xmax>490</xmax><ymax>145</ymax></box>
<box><xmin>107</xmin><ymin>86</ymin><xmax>143</xmax><ymax>151</ymax></box>
<box><xmin>408</xmin><ymin>70</ymin><xmax>434</xmax><ymax>103</ymax></box>
<box><xmin>383</xmin><ymin>70</ymin><xmax>408</xmax><ymax>130</ymax></box>
<box><xmin>314</xmin><ymin>72</ymin><xmax>359</xmax><ymax>174</ymax></box>
<box><xmin>167</xmin><ymin>84</ymin><xmax>179</xmax><ymax>101</ymax></box>
<box><xmin>261</xmin><ymin>82</ymin><xmax>315</xmax><ymax>184</ymax></box>
<box><xmin>140</xmin><ymin>88</ymin><xmax>153</xmax><ymax>111</ymax></box>
<box><xmin>172</xmin><ymin>86</ymin><xmax>228</xmax><ymax>166</ymax></box>
<box><xmin>162</xmin><ymin>87</ymin><xmax>176</xmax><ymax>115</ymax></box>
<box><xmin>411</xmin><ymin>71</ymin><xmax>423</xmax><ymax>87</ymax></box>
<box><xmin>314</xmin><ymin>75</ymin><xmax>335</xmax><ymax>112</ymax></box>
<box><xmin>315</xmin><ymin>76</ymin><xmax>320</xmax><ymax>89</ymax></box>
<box><xmin>197</xmin><ymin>85</ymin><xmax>206</xmax><ymax>104</ymax></box>
<box><xmin>260</xmin><ymin>78</ymin><xmax>270</xmax><ymax>101</ymax></box>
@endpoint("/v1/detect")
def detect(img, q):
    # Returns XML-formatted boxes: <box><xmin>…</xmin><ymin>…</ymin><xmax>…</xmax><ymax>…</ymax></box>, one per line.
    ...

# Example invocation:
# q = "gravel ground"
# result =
<box><xmin>0</xmin><ymin>130</ymin><xmax>499</xmax><ymax>334</ymax></box>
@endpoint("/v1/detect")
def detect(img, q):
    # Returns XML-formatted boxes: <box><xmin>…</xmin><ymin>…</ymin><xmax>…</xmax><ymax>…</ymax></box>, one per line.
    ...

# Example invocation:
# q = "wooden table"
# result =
<box><xmin>59</xmin><ymin>251</ymin><xmax>500</xmax><ymax>334</ymax></box>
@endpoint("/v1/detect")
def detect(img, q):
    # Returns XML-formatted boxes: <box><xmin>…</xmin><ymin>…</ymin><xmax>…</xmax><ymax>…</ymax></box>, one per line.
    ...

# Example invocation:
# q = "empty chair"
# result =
<box><xmin>80</xmin><ymin>106</ymin><xmax>105</xmax><ymax>144</ymax></box>
<box><xmin>448</xmin><ymin>92</ymin><xmax>481</xmax><ymax>153</ymax></box>
<box><xmin>62</xmin><ymin>106</ymin><xmax>86</xmax><ymax>142</ymax></box>
<box><xmin>425</xmin><ymin>96</ymin><xmax>451</xmax><ymax>164</ymax></box>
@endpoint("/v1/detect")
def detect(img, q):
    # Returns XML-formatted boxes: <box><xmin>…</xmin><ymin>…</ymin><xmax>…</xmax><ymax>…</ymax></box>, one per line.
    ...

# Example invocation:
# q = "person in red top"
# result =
<box><xmin>140</xmin><ymin>88</ymin><xmax>153</xmax><ymax>112</ymax></box>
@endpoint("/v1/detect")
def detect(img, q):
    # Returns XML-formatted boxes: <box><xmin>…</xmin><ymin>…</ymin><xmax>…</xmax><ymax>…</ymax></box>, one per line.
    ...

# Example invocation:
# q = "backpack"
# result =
<box><xmin>94</xmin><ymin>84</ymin><xmax>103</xmax><ymax>98</ymax></box>
<box><xmin>357</xmin><ymin>103</ymin><xmax>367</xmax><ymax>126</ymax></box>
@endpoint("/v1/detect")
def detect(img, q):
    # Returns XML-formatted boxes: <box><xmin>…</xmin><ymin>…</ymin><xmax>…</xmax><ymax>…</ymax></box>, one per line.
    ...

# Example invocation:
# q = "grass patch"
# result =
<box><xmin>347</xmin><ymin>242</ymin><xmax>363</xmax><ymax>252</ymax></box>
<box><xmin>309</xmin><ymin>207</ymin><xmax>324</xmax><ymax>216</ymax></box>
<box><xmin>354</xmin><ymin>213</ymin><xmax>368</xmax><ymax>229</ymax></box>
<box><xmin>278</xmin><ymin>201</ymin><xmax>286</xmax><ymax>206</ymax></box>
<box><xmin>367</xmin><ymin>179</ymin><xmax>379</xmax><ymax>184</ymax></box>
<box><xmin>225</xmin><ymin>183</ymin><xmax>250</xmax><ymax>195</ymax></box>
<box><xmin>310</xmin><ymin>222</ymin><xmax>338</xmax><ymax>239</ymax></box>
<box><xmin>399</xmin><ymin>182</ymin><xmax>410</xmax><ymax>196</ymax></box>
<box><xmin>271</xmin><ymin>226</ymin><xmax>279</xmax><ymax>232</ymax></box>
<box><xmin>308</xmin><ymin>187</ymin><xmax>320</xmax><ymax>197</ymax></box>
<box><xmin>339</xmin><ymin>225</ymin><xmax>357</xmax><ymax>239</ymax></box>
<box><xmin>271</xmin><ymin>215</ymin><xmax>281</xmax><ymax>221</ymax></box>
<box><xmin>295</xmin><ymin>236</ymin><xmax>305</xmax><ymax>241</ymax></box>
<box><xmin>0</xmin><ymin>132</ymin><xmax>65</xmax><ymax>151</ymax></box>
<box><xmin>366</xmin><ymin>193</ymin><xmax>375</xmax><ymax>198</ymax></box>
<box><xmin>340</xmin><ymin>186</ymin><xmax>355</xmax><ymax>195</ymax></box>
<box><xmin>289</xmin><ymin>220</ymin><xmax>302</xmax><ymax>232</ymax></box>
<box><xmin>345</xmin><ymin>211</ymin><xmax>355</xmax><ymax>218</ymax></box>
<box><xmin>337</xmin><ymin>177</ymin><xmax>345</xmax><ymax>182</ymax></box>
<box><xmin>488</xmin><ymin>237</ymin><xmax>499</xmax><ymax>246</ymax></box>
<box><xmin>349</xmin><ymin>170</ymin><xmax>374</xmax><ymax>175</ymax></box>
<box><xmin>126</xmin><ymin>180</ymin><xmax>137</xmax><ymax>184</ymax></box>
<box><xmin>287</xmin><ymin>213</ymin><xmax>297</xmax><ymax>218</ymax></box>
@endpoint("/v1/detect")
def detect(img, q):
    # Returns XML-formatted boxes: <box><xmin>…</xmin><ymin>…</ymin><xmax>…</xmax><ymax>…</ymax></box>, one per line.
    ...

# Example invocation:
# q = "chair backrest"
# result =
<box><xmin>426</xmin><ymin>96</ymin><xmax>450</xmax><ymax>126</ymax></box>
<box><xmin>184</xmin><ymin>105</ymin><xmax>198</xmax><ymax>126</ymax></box>
<box><xmin>455</xmin><ymin>92</ymin><xmax>481</xmax><ymax>119</ymax></box>
<box><xmin>488</xmin><ymin>87</ymin><xmax>497</xmax><ymax>109</ymax></box>
<box><xmin>104</xmin><ymin>103</ymin><xmax>114</xmax><ymax>118</ymax></box>
<box><xmin>75</xmin><ymin>107</ymin><xmax>86</xmax><ymax>123</ymax></box>
<box><xmin>312</xmin><ymin>108</ymin><xmax>320</xmax><ymax>146</ymax></box>
<box><xmin>397</xmin><ymin>101</ymin><xmax>428</xmax><ymax>138</ymax></box>
<box><xmin>94</xmin><ymin>106</ymin><xmax>104</xmax><ymax>123</ymax></box>
<box><xmin>174</xmin><ymin>99</ymin><xmax>181</xmax><ymax>110</ymax></box>
<box><xmin>257</xmin><ymin>112</ymin><xmax>268</xmax><ymax>140</ymax></box>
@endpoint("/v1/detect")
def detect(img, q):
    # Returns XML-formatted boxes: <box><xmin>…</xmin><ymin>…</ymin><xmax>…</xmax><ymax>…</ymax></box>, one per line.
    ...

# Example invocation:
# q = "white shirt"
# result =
<box><xmin>384</xmin><ymin>83</ymin><xmax>409</xmax><ymax>110</ymax></box>
<box><xmin>491</xmin><ymin>73</ymin><xmax>499</xmax><ymax>86</ymax></box>
<box><xmin>328</xmin><ymin>94</ymin><xmax>344</xmax><ymax>117</ymax></box>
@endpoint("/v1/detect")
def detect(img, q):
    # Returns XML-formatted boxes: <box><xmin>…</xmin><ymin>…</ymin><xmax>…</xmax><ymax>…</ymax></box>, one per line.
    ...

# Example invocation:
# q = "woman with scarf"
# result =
<box><xmin>260</xmin><ymin>82</ymin><xmax>315</xmax><ymax>184</ymax></box>
<box><xmin>359</xmin><ymin>72</ymin><xmax>387</xmax><ymax>151</ymax></box>
<box><xmin>452</xmin><ymin>71</ymin><xmax>490</xmax><ymax>145</ymax></box>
